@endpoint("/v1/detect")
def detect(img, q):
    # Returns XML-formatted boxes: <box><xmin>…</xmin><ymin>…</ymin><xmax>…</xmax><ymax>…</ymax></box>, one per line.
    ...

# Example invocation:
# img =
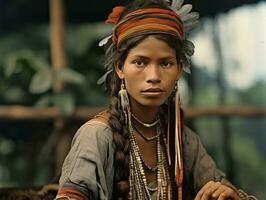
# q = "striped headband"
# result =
<box><xmin>106</xmin><ymin>7</ymin><xmax>184</xmax><ymax>46</ymax></box>
<box><xmin>98</xmin><ymin>1</ymin><xmax>199</xmax><ymax>85</ymax></box>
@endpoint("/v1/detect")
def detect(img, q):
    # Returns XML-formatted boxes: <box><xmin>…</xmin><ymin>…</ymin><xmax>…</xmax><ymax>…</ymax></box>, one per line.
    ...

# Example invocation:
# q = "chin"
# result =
<box><xmin>139</xmin><ymin>99</ymin><xmax>166</xmax><ymax>108</ymax></box>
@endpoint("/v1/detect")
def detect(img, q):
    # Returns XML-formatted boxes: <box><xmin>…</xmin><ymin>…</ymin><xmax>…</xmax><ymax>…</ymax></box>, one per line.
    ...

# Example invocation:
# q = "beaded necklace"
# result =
<box><xmin>131</xmin><ymin>113</ymin><xmax>160</xmax><ymax>127</ymax></box>
<box><xmin>132</xmin><ymin>123</ymin><xmax>161</xmax><ymax>142</ymax></box>
<box><xmin>128</xmin><ymin>112</ymin><xmax>172</xmax><ymax>200</ymax></box>
<box><xmin>141</xmin><ymin>155</ymin><xmax>158</xmax><ymax>173</ymax></box>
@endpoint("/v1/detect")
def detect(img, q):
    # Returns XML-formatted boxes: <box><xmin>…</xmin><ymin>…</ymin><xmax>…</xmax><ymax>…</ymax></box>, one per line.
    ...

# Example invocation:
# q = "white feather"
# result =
<box><xmin>98</xmin><ymin>35</ymin><xmax>112</xmax><ymax>47</ymax></box>
<box><xmin>183</xmin><ymin>66</ymin><xmax>191</xmax><ymax>74</ymax></box>
<box><xmin>177</xmin><ymin>4</ymin><xmax>192</xmax><ymax>15</ymax></box>
<box><xmin>181</xmin><ymin>12</ymin><xmax>200</xmax><ymax>23</ymax></box>
<box><xmin>184</xmin><ymin>20</ymin><xmax>199</xmax><ymax>33</ymax></box>
<box><xmin>171</xmin><ymin>0</ymin><xmax>184</xmax><ymax>10</ymax></box>
<box><xmin>97</xmin><ymin>70</ymin><xmax>113</xmax><ymax>85</ymax></box>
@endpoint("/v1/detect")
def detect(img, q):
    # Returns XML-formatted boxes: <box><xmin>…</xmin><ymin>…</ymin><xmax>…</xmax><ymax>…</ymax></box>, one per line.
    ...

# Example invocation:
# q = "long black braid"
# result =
<box><xmin>103</xmin><ymin>0</ymin><xmax>184</xmax><ymax>198</ymax></box>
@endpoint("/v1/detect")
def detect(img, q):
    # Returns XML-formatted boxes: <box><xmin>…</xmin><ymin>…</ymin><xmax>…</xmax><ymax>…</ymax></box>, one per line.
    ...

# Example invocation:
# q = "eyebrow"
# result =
<box><xmin>131</xmin><ymin>55</ymin><xmax>176</xmax><ymax>60</ymax></box>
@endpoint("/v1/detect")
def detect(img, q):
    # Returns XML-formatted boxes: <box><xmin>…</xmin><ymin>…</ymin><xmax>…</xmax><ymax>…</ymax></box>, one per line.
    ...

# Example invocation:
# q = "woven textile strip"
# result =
<box><xmin>111</xmin><ymin>8</ymin><xmax>184</xmax><ymax>46</ymax></box>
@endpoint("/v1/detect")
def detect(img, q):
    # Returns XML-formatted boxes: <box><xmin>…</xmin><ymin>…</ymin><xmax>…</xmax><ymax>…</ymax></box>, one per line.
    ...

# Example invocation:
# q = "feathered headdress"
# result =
<box><xmin>97</xmin><ymin>0</ymin><xmax>199</xmax><ymax>85</ymax></box>
<box><xmin>165</xmin><ymin>0</ymin><xmax>199</xmax><ymax>73</ymax></box>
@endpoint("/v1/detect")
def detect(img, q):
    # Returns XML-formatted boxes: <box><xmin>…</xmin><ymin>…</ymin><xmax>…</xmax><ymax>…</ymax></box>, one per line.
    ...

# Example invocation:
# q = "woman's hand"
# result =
<box><xmin>195</xmin><ymin>181</ymin><xmax>240</xmax><ymax>200</ymax></box>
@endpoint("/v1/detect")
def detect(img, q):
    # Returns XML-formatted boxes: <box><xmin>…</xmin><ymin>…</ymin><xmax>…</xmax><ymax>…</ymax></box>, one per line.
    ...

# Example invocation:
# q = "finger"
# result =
<box><xmin>194</xmin><ymin>181</ymin><xmax>211</xmax><ymax>200</ymax></box>
<box><xmin>212</xmin><ymin>185</ymin><xmax>228</xmax><ymax>199</ymax></box>
<box><xmin>201</xmin><ymin>182</ymin><xmax>222</xmax><ymax>200</ymax></box>
<box><xmin>216</xmin><ymin>187</ymin><xmax>239</xmax><ymax>200</ymax></box>
<box><xmin>195</xmin><ymin>181</ymin><xmax>216</xmax><ymax>200</ymax></box>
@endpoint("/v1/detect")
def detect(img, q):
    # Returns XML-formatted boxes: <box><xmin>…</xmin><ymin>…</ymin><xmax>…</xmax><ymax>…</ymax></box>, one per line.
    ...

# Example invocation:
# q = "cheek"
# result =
<box><xmin>123</xmin><ymin>74</ymin><xmax>137</xmax><ymax>92</ymax></box>
<box><xmin>123</xmin><ymin>64</ymin><xmax>145</xmax><ymax>83</ymax></box>
<box><xmin>124</xmin><ymin>80</ymin><xmax>139</xmax><ymax>101</ymax></box>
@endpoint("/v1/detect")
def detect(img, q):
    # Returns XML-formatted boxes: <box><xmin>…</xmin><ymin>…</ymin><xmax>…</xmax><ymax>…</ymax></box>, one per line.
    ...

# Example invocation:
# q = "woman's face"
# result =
<box><xmin>116</xmin><ymin>35</ymin><xmax>182</xmax><ymax>109</ymax></box>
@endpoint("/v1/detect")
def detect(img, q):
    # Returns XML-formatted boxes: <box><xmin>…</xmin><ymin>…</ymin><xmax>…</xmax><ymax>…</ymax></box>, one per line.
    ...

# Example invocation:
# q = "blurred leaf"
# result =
<box><xmin>55</xmin><ymin>68</ymin><xmax>85</xmax><ymax>84</ymax></box>
<box><xmin>29</xmin><ymin>56</ymin><xmax>50</xmax><ymax>71</ymax></box>
<box><xmin>67</xmin><ymin>22</ymin><xmax>112</xmax><ymax>56</ymax></box>
<box><xmin>4</xmin><ymin>54</ymin><xmax>18</xmax><ymax>77</ymax></box>
<box><xmin>0</xmin><ymin>138</ymin><xmax>15</xmax><ymax>155</ymax></box>
<box><xmin>29</xmin><ymin>68</ymin><xmax>52</xmax><ymax>94</ymax></box>
<box><xmin>4</xmin><ymin>50</ymin><xmax>50</xmax><ymax>77</ymax></box>
<box><xmin>53</xmin><ymin>92</ymin><xmax>75</xmax><ymax>116</ymax></box>
<box><xmin>2</xmin><ymin>87</ymin><xmax>27</xmax><ymax>103</ymax></box>
<box><xmin>35</xmin><ymin>94</ymin><xmax>52</xmax><ymax>107</ymax></box>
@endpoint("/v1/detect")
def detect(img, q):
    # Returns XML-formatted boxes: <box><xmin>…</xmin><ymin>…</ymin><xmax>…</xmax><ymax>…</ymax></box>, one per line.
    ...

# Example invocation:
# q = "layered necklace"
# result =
<box><xmin>127</xmin><ymin>112</ymin><xmax>172</xmax><ymax>200</ymax></box>
<box><xmin>132</xmin><ymin>124</ymin><xmax>161</xmax><ymax>142</ymax></box>
<box><xmin>131</xmin><ymin>113</ymin><xmax>160</xmax><ymax>128</ymax></box>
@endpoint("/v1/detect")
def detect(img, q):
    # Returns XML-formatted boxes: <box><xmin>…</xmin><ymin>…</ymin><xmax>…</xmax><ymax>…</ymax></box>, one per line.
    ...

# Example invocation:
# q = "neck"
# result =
<box><xmin>129</xmin><ymin>98</ymin><xmax>161</xmax><ymax>139</ymax></box>
<box><xmin>130</xmin><ymin>99</ymin><xmax>160</xmax><ymax>125</ymax></box>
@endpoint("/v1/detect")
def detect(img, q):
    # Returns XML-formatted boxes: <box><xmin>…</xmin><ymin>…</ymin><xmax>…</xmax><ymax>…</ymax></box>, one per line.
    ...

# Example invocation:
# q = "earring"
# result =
<box><xmin>118</xmin><ymin>80</ymin><xmax>129</xmax><ymax>123</ymax></box>
<box><xmin>174</xmin><ymin>81</ymin><xmax>181</xmax><ymax>131</ymax></box>
<box><xmin>175</xmin><ymin>81</ymin><xmax>179</xmax><ymax>102</ymax></box>
<box><xmin>174</xmin><ymin>81</ymin><xmax>184</xmax><ymax>200</ymax></box>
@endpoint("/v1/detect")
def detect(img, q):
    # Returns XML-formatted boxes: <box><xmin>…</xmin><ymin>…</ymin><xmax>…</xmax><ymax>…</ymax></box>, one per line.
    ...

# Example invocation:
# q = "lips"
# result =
<box><xmin>142</xmin><ymin>88</ymin><xmax>165</xmax><ymax>93</ymax></box>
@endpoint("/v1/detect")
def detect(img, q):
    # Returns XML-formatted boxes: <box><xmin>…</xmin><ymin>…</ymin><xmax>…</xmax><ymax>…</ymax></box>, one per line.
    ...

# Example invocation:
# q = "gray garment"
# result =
<box><xmin>59</xmin><ymin>121</ymin><xmax>114</xmax><ymax>200</ymax></box>
<box><xmin>58</xmin><ymin>120</ymin><xmax>229</xmax><ymax>200</ymax></box>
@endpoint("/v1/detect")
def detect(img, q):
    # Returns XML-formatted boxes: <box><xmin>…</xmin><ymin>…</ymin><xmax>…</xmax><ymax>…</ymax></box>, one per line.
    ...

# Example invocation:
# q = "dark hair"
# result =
<box><xmin>105</xmin><ymin>0</ymin><xmax>183</xmax><ymax>199</ymax></box>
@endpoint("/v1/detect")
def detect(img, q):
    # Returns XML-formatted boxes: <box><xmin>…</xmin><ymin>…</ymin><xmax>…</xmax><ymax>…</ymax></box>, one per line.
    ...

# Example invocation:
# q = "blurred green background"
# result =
<box><xmin>0</xmin><ymin>0</ymin><xmax>265</xmax><ymax>199</ymax></box>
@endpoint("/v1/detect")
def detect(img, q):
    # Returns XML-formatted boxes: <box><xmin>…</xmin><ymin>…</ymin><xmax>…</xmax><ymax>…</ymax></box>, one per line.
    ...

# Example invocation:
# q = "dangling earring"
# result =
<box><xmin>174</xmin><ymin>81</ymin><xmax>184</xmax><ymax>200</ymax></box>
<box><xmin>175</xmin><ymin>81</ymin><xmax>179</xmax><ymax>103</ymax></box>
<box><xmin>118</xmin><ymin>80</ymin><xmax>129</xmax><ymax>123</ymax></box>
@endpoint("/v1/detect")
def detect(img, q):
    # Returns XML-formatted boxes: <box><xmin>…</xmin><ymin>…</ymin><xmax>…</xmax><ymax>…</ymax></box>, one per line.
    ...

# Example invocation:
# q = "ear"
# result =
<box><xmin>115</xmin><ymin>62</ymin><xmax>125</xmax><ymax>79</ymax></box>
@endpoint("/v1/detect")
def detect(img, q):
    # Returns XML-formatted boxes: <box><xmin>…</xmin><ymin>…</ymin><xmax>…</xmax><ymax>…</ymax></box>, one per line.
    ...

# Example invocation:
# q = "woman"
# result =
<box><xmin>55</xmin><ymin>0</ymin><xmax>257</xmax><ymax>199</ymax></box>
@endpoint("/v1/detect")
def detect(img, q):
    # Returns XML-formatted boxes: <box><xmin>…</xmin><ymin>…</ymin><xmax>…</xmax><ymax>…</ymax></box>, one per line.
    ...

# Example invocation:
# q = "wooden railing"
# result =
<box><xmin>0</xmin><ymin>105</ymin><xmax>265</xmax><ymax>120</ymax></box>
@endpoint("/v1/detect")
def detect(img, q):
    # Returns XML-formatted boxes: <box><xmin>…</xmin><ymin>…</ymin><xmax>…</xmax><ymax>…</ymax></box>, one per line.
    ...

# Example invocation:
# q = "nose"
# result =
<box><xmin>146</xmin><ymin>64</ymin><xmax>161</xmax><ymax>84</ymax></box>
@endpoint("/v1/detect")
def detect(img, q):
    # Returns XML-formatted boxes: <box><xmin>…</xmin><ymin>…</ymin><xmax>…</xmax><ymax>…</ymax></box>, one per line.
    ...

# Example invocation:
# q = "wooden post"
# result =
<box><xmin>50</xmin><ymin>0</ymin><xmax>67</xmax><ymax>92</ymax></box>
<box><xmin>49</xmin><ymin>0</ymin><xmax>71</xmax><ymax>175</ymax></box>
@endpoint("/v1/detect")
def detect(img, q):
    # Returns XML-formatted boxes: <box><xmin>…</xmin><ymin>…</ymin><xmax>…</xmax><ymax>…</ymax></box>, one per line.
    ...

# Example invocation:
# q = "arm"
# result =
<box><xmin>194</xmin><ymin>180</ymin><xmax>257</xmax><ymax>200</ymax></box>
<box><xmin>183</xmin><ymin>127</ymin><xmax>257</xmax><ymax>200</ymax></box>
<box><xmin>56</xmin><ymin>121</ymin><xmax>114</xmax><ymax>200</ymax></box>
<box><xmin>194</xmin><ymin>180</ymin><xmax>239</xmax><ymax>200</ymax></box>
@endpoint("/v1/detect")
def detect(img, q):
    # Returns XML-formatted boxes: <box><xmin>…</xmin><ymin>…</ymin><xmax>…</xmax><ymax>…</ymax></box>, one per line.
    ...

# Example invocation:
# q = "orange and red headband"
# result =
<box><xmin>106</xmin><ymin>6</ymin><xmax>184</xmax><ymax>46</ymax></box>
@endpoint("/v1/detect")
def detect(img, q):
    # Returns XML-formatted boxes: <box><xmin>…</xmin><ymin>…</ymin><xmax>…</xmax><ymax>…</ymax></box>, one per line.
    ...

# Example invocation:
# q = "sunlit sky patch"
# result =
<box><xmin>192</xmin><ymin>2</ymin><xmax>266</xmax><ymax>90</ymax></box>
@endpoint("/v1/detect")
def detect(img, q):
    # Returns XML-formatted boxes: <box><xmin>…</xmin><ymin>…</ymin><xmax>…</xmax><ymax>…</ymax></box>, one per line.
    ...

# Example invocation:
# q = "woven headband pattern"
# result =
<box><xmin>109</xmin><ymin>8</ymin><xmax>184</xmax><ymax>46</ymax></box>
<box><xmin>98</xmin><ymin>0</ymin><xmax>199</xmax><ymax>85</ymax></box>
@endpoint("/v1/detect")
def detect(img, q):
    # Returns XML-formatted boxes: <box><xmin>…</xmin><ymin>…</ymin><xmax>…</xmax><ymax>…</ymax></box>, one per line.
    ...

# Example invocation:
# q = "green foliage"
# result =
<box><xmin>232</xmin><ymin>133</ymin><xmax>266</xmax><ymax>199</ymax></box>
<box><xmin>53</xmin><ymin>91</ymin><xmax>75</xmax><ymax>116</ymax></box>
<box><xmin>4</xmin><ymin>50</ymin><xmax>53</xmax><ymax>94</ymax></box>
<box><xmin>240</xmin><ymin>81</ymin><xmax>266</xmax><ymax>106</ymax></box>
<box><xmin>192</xmin><ymin>83</ymin><xmax>221</xmax><ymax>106</ymax></box>
<box><xmin>0</xmin><ymin>22</ymin><xmax>111</xmax><ymax>114</ymax></box>
<box><xmin>55</xmin><ymin>68</ymin><xmax>85</xmax><ymax>85</ymax></box>
<box><xmin>191</xmin><ymin>67</ymin><xmax>266</xmax><ymax>107</ymax></box>
<box><xmin>0</xmin><ymin>123</ymin><xmax>55</xmax><ymax>187</ymax></box>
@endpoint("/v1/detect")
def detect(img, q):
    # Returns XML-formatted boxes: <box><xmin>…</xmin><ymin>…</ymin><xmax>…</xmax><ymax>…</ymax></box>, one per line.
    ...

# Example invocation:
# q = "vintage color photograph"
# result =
<box><xmin>0</xmin><ymin>0</ymin><xmax>265</xmax><ymax>199</ymax></box>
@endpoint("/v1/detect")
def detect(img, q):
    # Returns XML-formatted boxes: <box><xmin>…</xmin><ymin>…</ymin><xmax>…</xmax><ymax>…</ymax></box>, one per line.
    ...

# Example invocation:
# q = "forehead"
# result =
<box><xmin>127</xmin><ymin>35</ymin><xmax>176</xmax><ymax>58</ymax></box>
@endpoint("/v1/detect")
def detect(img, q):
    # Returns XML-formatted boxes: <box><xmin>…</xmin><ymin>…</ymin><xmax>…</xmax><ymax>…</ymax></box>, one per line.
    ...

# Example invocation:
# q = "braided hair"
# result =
<box><xmin>104</xmin><ymin>0</ymin><xmax>183</xmax><ymax>198</ymax></box>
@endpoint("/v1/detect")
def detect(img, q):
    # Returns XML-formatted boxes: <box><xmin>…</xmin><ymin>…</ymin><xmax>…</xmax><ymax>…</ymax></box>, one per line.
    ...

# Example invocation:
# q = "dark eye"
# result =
<box><xmin>133</xmin><ymin>60</ymin><xmax>145</xmax><ymax>67</ymax></box>
<box><xmin>160</xmin><ymin>60</ymin><xmax>173</xmax><ymax>68</ymax></box>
